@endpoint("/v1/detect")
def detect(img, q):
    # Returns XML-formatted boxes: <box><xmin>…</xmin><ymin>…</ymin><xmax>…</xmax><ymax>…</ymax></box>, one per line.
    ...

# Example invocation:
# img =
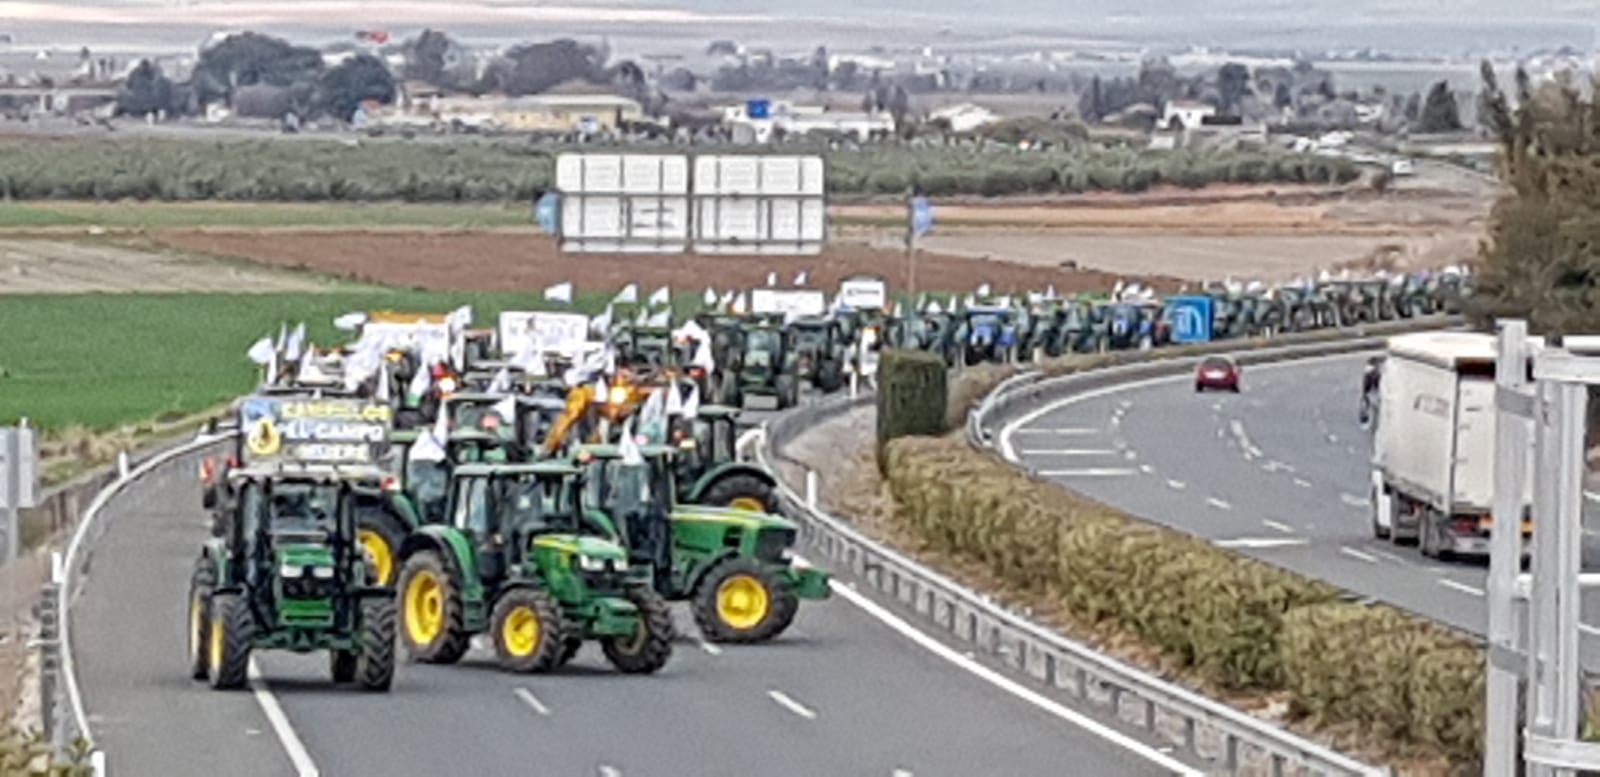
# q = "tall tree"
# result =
<box><xmin>1417</xmin><ymin>80</ymin><xmax>1462</xmax><ymax>132</ymax></box>
<box><xmin>115</xmin><ymin>59</ymin><xmax>173</xmax><ymax>116</ymax></box>
<box><xmin>1469</xmin><ymin>62</ymin><xmax>1600</xmax><ymax>334</ymax></box>
<box><xmin>1216</xmin><ymin>62</ymin><xmax>1252</xmax><ymax>115</ymax></box>
<box><xmin>481</xmin><ymin>39</ymin><xmax>606</xmax><ymax>96</ymax></box>
<box><xmin>315</xmin><ymin>54</ymin><xmax>395</xmax><ymax>121</ymax></box>
<box><xmin>194</xmin><ymin>32</ymin><xmax>323</xmax><ymax>104</ymax></box>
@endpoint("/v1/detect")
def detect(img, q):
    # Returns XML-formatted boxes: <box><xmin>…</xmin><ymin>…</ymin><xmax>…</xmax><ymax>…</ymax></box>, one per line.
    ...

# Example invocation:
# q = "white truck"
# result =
<box><xmin>1369</xmin><ymin>331</ymin><xmax>1534</xmax><ymax>559</ymax></box>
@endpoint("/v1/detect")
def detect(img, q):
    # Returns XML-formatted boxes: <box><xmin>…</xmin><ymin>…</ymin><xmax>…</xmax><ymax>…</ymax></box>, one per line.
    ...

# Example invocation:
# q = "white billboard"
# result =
<box><xmin>838</xmin><ymin>275</ymin><xmax>888</xmax><ymax>311</ymax></box>
<box><xmin>692</xmin><ymin>155</ymin><xmax>826</xmax><ymax>255</ymax></box>
<box><xmin>556</xmin><ymin>153</ymin><xmax>691</xmax><ymax>253</ymax></box>
<box><xmin>750</xmin><ymin>289</ymin><xmax>827</xmax><ymax>317</ymax></box>
<box><xmin>498</xmin><ymin>311</ymin><xmax>591</xmax><ymax>359</ymax></box>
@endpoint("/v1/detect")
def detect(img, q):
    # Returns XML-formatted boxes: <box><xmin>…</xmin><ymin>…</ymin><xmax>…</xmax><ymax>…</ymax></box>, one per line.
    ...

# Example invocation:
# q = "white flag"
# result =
<box><xmin>613</xmin><ymin>284</ymin><xmax>639</xmax><ymax>305</ymax></box>
<box><xmin>407</xmin><ymin>366</ymin><xmax>430</xmax><ymax>402</ymax></box>
<box><xmin>285</xmin><ymin>322</ymin><xmax>306</xmax><ymax>362</ymax></box>
<box><xmin>703</xmin><ymin>287</ymin><xmax>718</xmax><ymax>306</ymax></box>
<box><xmin>647</xmin><ymin>309</ymin><xmax>671</xmax><ymax>327</ymax></box>
<box><xmin>590</xmin><ymin>304</ymin><xmax>613</xmax><ymax>337</ymax></box>
<box><xmin>976</xmin><ymin>282</ymin><xmax>991</xmax><ymax>297</ymax></box>
<box><xmin>1046</xmin><ymin>283</ymin><xmax>1056</xmax><ymax>299</ymax></box>
<box><xmin>692</xmin><ymin>339</ymin><xmax>715</xmax><ymax>371</ymax></box>
<box><xmin>247</xmin><ymin>336</ymin><xmax>275</xmax><ymax>365</ymax></box>
<box><xmin>682</xmin><ymin>383</ymin><xmax>700</xmax><ymax>418</ymax></box>
<box><xmin>488</xmin><ymin>367</ymin><xmax>511</xmax><ymax>393</ymax></box>
<box><xmin>448</xmin><ymin>305</ymin><xmax>473</xmax><ymax>329</ymax></box>
<box><xmin>927</xmin><ymin>300</ymin><xmax>943</xmax><ymax>315</ymax></box>
<box><xmin>648</xmin><ymin>286</ymin><xmax>670</xmax><ymax>307</ymax></box>
<box><xmin>593</xmin><ymin>377</ymin><xmax>608</xmax><ymax>403</ymax></box>
<box><xmin>275</xmin><ymin>322</ymin><xmax>288</xmax><ymax>351</ymax></box>
<box><xmin>665</xmin><ymin>382</ymin><xmax>685</xmax><ymax>416</ymax></box>
<box><xmin>432</xmin><ymin>399</ymin><xmax>450</xmax><ymax>440</ymax></box>
<box><xmin>544</xmin><ymin>281</ymin><xmax>573</xmax><ymax>305</ymax></box>
<box><xmin>794</xmin><ymin>271</ymin><xmax>808</xmax><ymax>286</ymax></box>
<box><xmin>333</xmin><ymin>311</ymin><xmax>367</xmax><ymax>331</ymax></box>
<box><xmin>492</xmin><ymin>395</ymin><xmax>516</xmax><ymax>423</ymax></box>
<box><xmin>638</xmin><ymin>389</ymin><xmax>666</xmax><ymax>443</ymax></box>
<box><xmin>619</xmin><ymin>419</ymin><xmax>645</xmax><ymax>465</ymax></box>
<box><xmin>892</xmin><ymin>301</ymin><xmax>904</xmax><ymax>318</ymax></box>
<box><xmin>409</xmin><ymin>429</ymin><xmax>446</xmax><ymax>463</ymax></box>
<box><xmin>732</xmin><ymin>292</ymin><xmax>748</xmax><ymax>314</ymax></box>
<box><xmin>375</xmin><ymin>366</ymin><xmax>392</xmax><ymax>402</ymax></box>
<box><xmin>766</xmin><ymin>272</ymin><xmax>777</xmax><ymax>287</ymax></box>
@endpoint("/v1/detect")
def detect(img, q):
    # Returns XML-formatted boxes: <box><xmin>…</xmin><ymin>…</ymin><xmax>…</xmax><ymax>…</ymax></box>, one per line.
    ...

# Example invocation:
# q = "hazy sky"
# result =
<box><xmin>0</xmin><ymin>0</ymin><xmax>1592</xmax><ymax>55</ymax></box>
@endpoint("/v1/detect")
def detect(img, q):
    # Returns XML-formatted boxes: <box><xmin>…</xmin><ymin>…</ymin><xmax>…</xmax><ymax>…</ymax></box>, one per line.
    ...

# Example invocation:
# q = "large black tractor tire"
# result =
<box><xmin>187</xmin><ymin>559</ymin><xmax>215</xmax><ymax>681</ymax></box>
<box><xmin>775</xmin><ymin>375</ymin><xmax>799</xmax><ymax>409</ymax></box>
<box><xmin>356</xmin><ymin>511</ymin><xmax>408</xmax><ymax>587</ymax></box>
<box><xmin>396</xmin><ymin>551</ymin><xmax>470</xmax><ymax>665</ymax></box>
<box><xmin>717</xmin><ymin>375</ymin><xmax>744</xmax><ymax>409</ymax></box>
<box><xmin>692</xmin><ymin>557</ymin><xmax>800</xmax><ymax>644</ymax></box>
<box><xmin>602</xmin><ymin>587</ymin><xmax>674</xmax><ymax>674</ymax></box>
<box><xmin>489</xmin><ymin>587</ymin><xmax>564</xmax><ymax>673</ymax></box>
<box><xmin>330</xmin><ymin>650</ymin><xmax>358</xmax><ymax>683</ymax></box>
<box><xmin>206</xmin><ymin>593</ymin><xmax>253</xmax><ymax>691</ymax></box>
<box><xmin>356</xmin><ymin>598</ymin><xmax>397</xmax><ymax>691</ymax></box>
<box><xmin>815</xmin><ymin>360</ymin><xmax>846</xmax><ymax>393</ymax></box>
<box><xmin>699</xmin><ymin>473</ymin><xmax>779</xmax><ymax>514</ymax></box>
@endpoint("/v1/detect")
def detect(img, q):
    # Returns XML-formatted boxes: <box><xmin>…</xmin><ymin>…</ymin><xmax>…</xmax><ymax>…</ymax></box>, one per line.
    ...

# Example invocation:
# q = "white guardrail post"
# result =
<box><xmin>760</xmin><ymin>341</ymin><xmax>1396</xmax><ymax>776</ymax></box>
<box><xmin>58</xmin><ymin>431</ymin><xmax>235</xmax><ymax>773</ymax></box>
<box><xmin>1485</xmin><ymin>319</ymin><xmax>1530</xmax><ymax>777</ymax></box>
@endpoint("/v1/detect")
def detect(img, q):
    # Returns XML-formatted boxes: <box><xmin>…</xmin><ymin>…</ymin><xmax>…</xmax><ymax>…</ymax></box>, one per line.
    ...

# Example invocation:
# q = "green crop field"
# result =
<box><xmin>0</xmin><ymin>201</ymin><xmax>533</xmax><ymax>230</ymax></box>
<box><xmin>0</xmin><ymin>290</ymin><xmax>624</xmax><ymax>431</ymax></box>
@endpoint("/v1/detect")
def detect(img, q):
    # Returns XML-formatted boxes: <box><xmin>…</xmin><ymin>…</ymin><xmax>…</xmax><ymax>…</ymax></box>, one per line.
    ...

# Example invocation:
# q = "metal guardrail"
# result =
<box><xmin>56</xmin><ymin>430</ymin><xmax>235</xmax><ymax>763</ymax></box>
<box><xmin>758</xmin><ymin>393</ymin><xmax>1387</xmax><ymax>777</ymax></box>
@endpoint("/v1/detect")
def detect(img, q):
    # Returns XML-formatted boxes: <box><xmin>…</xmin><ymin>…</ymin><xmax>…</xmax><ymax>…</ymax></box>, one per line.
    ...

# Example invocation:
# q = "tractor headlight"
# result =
<box><xmin>577</xmin><ymin>554</ymin><xmax>607</xmax><ymax>572</ymax></box>
<box><xmin>612</xmin><ymin>557</ymin><xmax>628</xmax><ymax>571</ymax></box>
<box><xmin>607</xmin><ymin>386</ymin><xmax>629</xmax><ymax>405</ymax></box>
<box><xmin>280</xmin><ymin>564</ymin><xmax>304</xmax><ymax>578</ymax></box>
<box><xmin>311</xmin><ymin>566</ymin><xmax>335</xmax><ymax>579</ymax></box>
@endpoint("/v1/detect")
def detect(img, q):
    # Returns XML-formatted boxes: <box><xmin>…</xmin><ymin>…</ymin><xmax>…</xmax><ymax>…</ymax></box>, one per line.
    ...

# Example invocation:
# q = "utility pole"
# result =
<box><xmin>904</xmin><ymin>187</ymin><xmax>917</xmax><ymax>300</ymax></box>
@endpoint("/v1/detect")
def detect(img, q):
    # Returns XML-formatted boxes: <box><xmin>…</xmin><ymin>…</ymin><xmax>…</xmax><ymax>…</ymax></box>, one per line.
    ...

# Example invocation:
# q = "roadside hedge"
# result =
<box><xmin>0</xmin><ymin>137</ymin><xmax>1360</xmax><ymax>203</ymax></box>
<box><xmin>876</xmin><ymin>349</ymin><xmax>948</xmax><ymax>474</ymax></box>
<box><xmin>882</xmin><ymin>435</ymin><xmax>1486</xmax><ymax>765</ymax></box>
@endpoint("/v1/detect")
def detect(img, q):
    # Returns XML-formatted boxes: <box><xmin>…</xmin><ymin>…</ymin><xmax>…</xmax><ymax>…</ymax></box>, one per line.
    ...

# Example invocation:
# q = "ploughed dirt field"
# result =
<box><xmin>152</xmin><ymin>231</ymin><xmax>1180</xmax><ymax>295</ymax></box>
<box><xmin>0</xmin><ymin>238</ymin><xmax>333</xmax><ymax>293</ymax></box>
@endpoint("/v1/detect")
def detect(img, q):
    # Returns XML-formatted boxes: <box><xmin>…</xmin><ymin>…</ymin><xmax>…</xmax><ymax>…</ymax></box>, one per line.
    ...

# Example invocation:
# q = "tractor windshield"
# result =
<box><xmin>492</xmin><ymin>475</ymin><xmax>568</xmax><ymax>535</ymax></box>
<box><xmin>267</xmin><ymin>483</ymin><xmax>339</xmax><ymax>535</ymax></box>
<box><xmin>744</xmin><ymin>330</ymin><xmax>780</xmax><ymax>367</ymax></box>
<box><xmin>407</xmin><ymin>460</ymin><xmax>450</xmax><ymax>522</ymax></box>
<box><xmin>793</xmin><ymin>327</ymin><xmax>826</xmax><ymax>350</ymax></box>
<box><xmin>589</xmin><ymin>457</ymin><xmax>673</xmax><ymax>518</ymax></box>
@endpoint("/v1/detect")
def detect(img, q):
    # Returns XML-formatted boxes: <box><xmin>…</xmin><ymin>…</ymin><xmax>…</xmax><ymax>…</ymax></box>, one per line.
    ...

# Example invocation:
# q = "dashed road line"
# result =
<box><xmin>1437</xmin><ymin>579</ymin><xmax>1486</xmax><ymax>597</ymax></box>
<box><xmin>1137</xmin><ymin>464</ymin><xmax>1155</xmax><ymax>474</ymax></box>
<box><xmin>1215</xmin><ymin>537</ymin><xmax>1310</xmax><ymax>549</ymax></box>
<box><xmin>1339</xmin><ymin>546</ymin><xmax>1380</xmax><ymax>564</ymax></box>
<box><xmin>1018</xmin><ymin>449</ymin><xmax>1119</xmax><ymax>456</ymax></box>
<box><xmin>1166</xmin><ymin>479</ymin><xmax>1186</xmax><ymax>490</ymax></box>
<box><xmin>768</xmin><ymin>689</ymin><xmax>818</xmax><ymax>720</ymax></box>
<box><xmin>1339</xmin><ymin>493</ymin><xmax>1370</xmax><ymax>509</ymax></box>
<box><xmin>598</xmin><ymin>766</ymin><xmax>622</xmax><ymax>777</ymax></box>
<box><xmin>1039</xmin><ymin>468</ymin><xmax>1138</xmax><ymax>477</ymax></box>
<box><xmin>514</xmin><ymin>687</ymin><xmax>552</xmax><ymax>716</ymax></box>
<box><xmin>697</xmin><ymin>639</ymin><xmax>723</xmax><ymax>656</ymax></box>
<box><xmin>1292</xmin><ymin>477</ymin><xmax>1312</xmax><ymax>488</ymax></box>
<box><xmin>1371</xmin><ymin>549</ymin><xmax>1410</xmax><ymax>565</ymax></box>
<box><xmin>1262</xmin><ymin>519</ymin><xmax>1294</xmax><ymax>534</ymax></box>
<box><xmin>1206</xmin><ymin>497</ymin><xmax>1232</xmax><ymax>511</ymax></box>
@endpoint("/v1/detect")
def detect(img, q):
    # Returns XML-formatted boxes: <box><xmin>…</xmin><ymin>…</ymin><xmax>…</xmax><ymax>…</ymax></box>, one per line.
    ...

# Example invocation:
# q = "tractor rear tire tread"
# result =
<box><xmin>489</xmin><ymin>587</ymin><xmax>564</xmax><ymax>674</ymax></box>
<box><xmin>330</xmin><ymin>650</ymin><xmax>358</xmax><ymax>683</ymax></box>
<box><xmin>699</xmin><ymin>473</ymin><xmax>778</xmax><ymax>514</ymax></box>
<box><xmin>397</xmin><ymin>552</ymin><xmax>470</xmax><ymax>665</ymax></box>
<box><xmin>187</xmin><ymin>558</ymin><xmax>215</xmax><ymax>681</ymax></box>
<box><xmin>357</xmin><ymin>598</ymin><xmax>397</xmax><ymax>691</ymax></box>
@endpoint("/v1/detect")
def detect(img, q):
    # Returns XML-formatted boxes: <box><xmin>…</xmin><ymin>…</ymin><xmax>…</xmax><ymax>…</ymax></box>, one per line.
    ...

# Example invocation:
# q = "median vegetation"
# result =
<box><xmin>0</xmin><ymin>137</ymin><xmax>1360</xmax><ymax>203</ymax></box>
<box><xmin>874</xmin><ymin>344</ymin><xmax>1485</xmax><ymax>768</ymax></box>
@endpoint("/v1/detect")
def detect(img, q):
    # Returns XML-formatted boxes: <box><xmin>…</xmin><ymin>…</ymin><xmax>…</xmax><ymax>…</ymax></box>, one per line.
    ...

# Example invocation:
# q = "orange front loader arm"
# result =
<box><xmin>543</xmin><ymin>384</ymin><xmax>596</xmax><ymax>456</ymax></box>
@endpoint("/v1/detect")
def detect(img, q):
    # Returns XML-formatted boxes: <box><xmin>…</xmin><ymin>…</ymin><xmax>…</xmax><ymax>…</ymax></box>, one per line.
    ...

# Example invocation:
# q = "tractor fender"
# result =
<box><xmin>399</xmin><ymin>526</ymin><xmax>486</xmax><ymax>608</ymax></box>
<box><xmin>681</xmin><ymin>548</ymin><xmax>746</xmax><ymax>598</ymax></box>
<box><xmin>688</xmin><ymin>463</ymin><xmax>778</xmax><ymax>503</ymax></box>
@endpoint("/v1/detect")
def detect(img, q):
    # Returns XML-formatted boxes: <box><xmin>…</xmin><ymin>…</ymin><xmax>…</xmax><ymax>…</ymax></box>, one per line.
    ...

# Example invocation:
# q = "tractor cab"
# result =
<box><xmin>724</xmin><ymin>324</ymin><xmax>799</xmax><ymax>408</ymax></box>
<box><xmin>665</xmin><ymin>406</ymin><xmax>779</xmax><ymax>513</ymax></box>
<box><xmin>442</xmin><ymin>462</ymin><xmax>622</xmax><ymax>583</ymax></box>
<box><xmin>513</xmin><ymin>395</ymin><xmax>569</xmax><ymax>457</ymax></box>
<box><xmin>958</xmin><ymin>307</ymin><xmax>1018</xmax><ymax>365</ymax></box>
<box><xmin>189</xmin><ymin>465</ymin><xmax>395</xmax><ymax>690</ymax></box>
<box><xmin>614</xmin><ymin>326</ymin><xmax>679</xmax><ymax>371</ymax></box>
<box><xmin>786</xmin><ymin>317</ymin><xmax>847</xmax><ymax>392</ymax></box>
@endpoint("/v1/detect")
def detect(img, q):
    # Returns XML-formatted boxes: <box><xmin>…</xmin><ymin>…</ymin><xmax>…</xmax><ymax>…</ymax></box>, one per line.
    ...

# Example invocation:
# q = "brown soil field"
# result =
<box><xmin>0</xmin><ymin>239</ymin><xmax>333</xmax><ymax>293</ymax></box>
<box><xmin>152</xmin><ymin>231</ymin><xmax>1180</xmax><ymax>294</ymax></box>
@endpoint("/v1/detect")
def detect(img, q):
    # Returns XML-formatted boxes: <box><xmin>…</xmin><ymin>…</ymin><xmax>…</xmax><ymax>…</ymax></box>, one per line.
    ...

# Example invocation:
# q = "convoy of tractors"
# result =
<box><xmin>184</xmin><ymin>267</ymin><xmax>1471</xmax><ymax>691</ymax></box>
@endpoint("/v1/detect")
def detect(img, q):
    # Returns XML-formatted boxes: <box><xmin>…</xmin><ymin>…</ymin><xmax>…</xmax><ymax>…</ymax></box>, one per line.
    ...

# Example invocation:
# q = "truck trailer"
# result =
<box><xmin>1369</xmin><ymin>331</ymin><xmax>1535</xmax><ymax>559</ymax></box>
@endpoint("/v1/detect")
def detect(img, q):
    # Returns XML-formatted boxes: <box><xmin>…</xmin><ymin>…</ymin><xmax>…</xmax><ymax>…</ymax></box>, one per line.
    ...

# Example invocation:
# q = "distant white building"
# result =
<box><xmin>722</xmin><ymin>99</ymin><xmax>893</xmax><ymax>142</ymax></box>
<box><xmin>929</xmin><ymin>102</ymin><xmax>999</xmax><ymax>133</ymax></box>
<box><xmin>1162</xmin><ymin>99</ymin><xmax>1216</xmax><ymax>129</ymax></box>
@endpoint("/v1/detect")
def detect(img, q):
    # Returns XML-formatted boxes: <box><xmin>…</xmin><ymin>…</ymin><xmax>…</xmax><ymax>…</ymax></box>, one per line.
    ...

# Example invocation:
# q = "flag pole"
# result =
<box><xmin>905</xmin><ymin>187</ymin><xmax>917</xmax><ymax>301</ymax></box>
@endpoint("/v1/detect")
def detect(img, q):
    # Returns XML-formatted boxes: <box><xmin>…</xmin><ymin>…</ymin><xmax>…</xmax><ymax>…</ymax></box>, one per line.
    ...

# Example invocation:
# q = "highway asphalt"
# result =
<box><xmin>74</xmin><ymin>444</ymin><xmax>1184</xmax><ymax>776</ymax></box>
<box><xmin>1001</xmin><ymin>352</ymin><xmax>1600</xmax><ymax>641</ymax></box>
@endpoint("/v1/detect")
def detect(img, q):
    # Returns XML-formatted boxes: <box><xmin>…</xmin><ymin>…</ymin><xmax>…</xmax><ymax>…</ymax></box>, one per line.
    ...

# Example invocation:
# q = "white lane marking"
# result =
<box><xmin>1118</xmin><ymin>400</ymin><xmax>1133</xmax><ymax>409</ymax></box>
<box><xmin>1137</xmin><ymin>464</ymin><xmax>1155</xmax><ymax>474</ymax></box>
<box><xmin>1261</xmin><ymin>460</ymin><xmax>1295</xmax><ymax>474</ymax></box>
<box><xmin>1339</xmin><ymin>547</ymin><xmax>1380</xmax><ymax>564</ymax></box>
<box><xmin>697</xmin><ymin>638</ymin><xmax>723</xmax><ymax>656</ymax></box>
<box><xmin>1292</xmin><ymin>478</ymin><xmax>1312</xmax><ymax>488</ymax></box>
<box><xmin>1326</xmin><ymin>433</ymin><xmax>1340</xmax><ymax>444</ymax></box>
<box><xmin>248</xmin><ymin>659</ymin><xmax>320</xmax><ymax>777</ymax></box>
<box><xmin>1372</xmin><ymin>549</ymin><xmax>1410</xmax><ymax>565</ymax></box>
<box><xmin>1581</xmin><ymin>624</ymin><xmax>1600</xmax><ymax>639</ymax></box>
<box><xmin>1339</xmin><ymin>493</ymin><xmax>1370</xmax><ymax>509</ymax></box>
<box><xmin>1039</xmin><ymin>468</ymin><xmax>1138</xmax><ymax>477</ymax></box>
<box><xmin>1438</xmin><ymin>579</ymin><xmax>1486</xmax><ymax>597</ymax></box>
<box><xmin>598</xmin><ymin>766</ymin><xmax>622</xmax><ymax>777</ymax></box>
<box><xmin>1015</xmin><ymin>427</ymin><xmax>1098</xmax><ymax>435</ymax></box>
<box><xmin>1214</xmin><ymin>537</ymin><xmax>1310</xmax><ymax>549</ymax></box>
<box><xmin>1586</xmin><ymin>491</ymin><xmax>1600</xmax><ymax>503</ymax></box>
<box><xmin>1166</xmin><ymin>479</ymin><xmax>1187</xmax><ymax>490</ymax></box>
<box><xmin>1122</xmin><ymin>450</ymin><xmax>1138</xmax><ymax>461</ymax></box>
<box><xmin>514</xmin><ymin>687</ymin><xmax>552</xmax><ymax>716</ymax></box>
<box><xmin>768</xmin><ymin>689</ymin><xmax>818</xmax><ymax>720</ymax></box>
<box><xmin>1206</xmin><ymin>497</ymin><xmax>1232</xmax><ymax>511</ymax></box>
<box><xmin>817</xmin><ymin>572</ymin><xmax>1204</xmax><ymax>776</ymax></box>
<box><xmin>1018</xmin><ymin>449</ymin><xmax>1119</xmax><ymax>456</ymax></box>
<box><xmin>1262</xmin><ymin>519</ymin><xmax>1294</xmax><ymax>534</ymax></box>
<box><xmin>892</xmin><ymin>770</ymin><xmax>914</xmax><ymax>777</ymax></box>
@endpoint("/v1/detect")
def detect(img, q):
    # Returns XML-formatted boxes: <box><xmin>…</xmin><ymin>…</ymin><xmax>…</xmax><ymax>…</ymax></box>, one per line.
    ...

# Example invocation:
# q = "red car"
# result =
<box><xmin>1194</xmin><ymin>356</ymin><xmax>1241</xmax><ymax>392</ymax></box>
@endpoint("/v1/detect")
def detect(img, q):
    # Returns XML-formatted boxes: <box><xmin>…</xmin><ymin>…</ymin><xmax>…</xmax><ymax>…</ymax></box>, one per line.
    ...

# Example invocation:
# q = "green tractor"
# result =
<box><xmin>786</xmin><ymin>317</ymin><xmax>848</xmax><ymax>393</ymax></box>
<box><xmin>187</xmin><ymin>466</ymin><xmax>397</xmax><ymax>691</ymax></box>
<box><xmin>668</xmin><ymin>405</ymin><xmax>780</xmax><ymax>513</ymax></box>
<box><xmin>574</xmin><ymin>443</ymin><xmax>828</xmax><ymax>643</ymax></box>
<box><xmin>717</xmin><ymin>321</ymin><xmax>800</xmax><ymax>410</ymax></box>
<box><xmin>394</xmin><ymin>461</ymin><xmax>674</xmax><ymax>673</ymax></box>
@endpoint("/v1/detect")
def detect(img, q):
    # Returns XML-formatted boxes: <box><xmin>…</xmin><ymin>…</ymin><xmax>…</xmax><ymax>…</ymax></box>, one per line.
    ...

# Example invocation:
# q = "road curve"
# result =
<box><xmin>1002</xmin><ymin>352</ymin><xmax>1600</xmax><ymax>640</ymax></box>
<box><xmin>74</xmin><ymin>445</ymin><xmax>1186</xmax><ymax>776</ymax></box>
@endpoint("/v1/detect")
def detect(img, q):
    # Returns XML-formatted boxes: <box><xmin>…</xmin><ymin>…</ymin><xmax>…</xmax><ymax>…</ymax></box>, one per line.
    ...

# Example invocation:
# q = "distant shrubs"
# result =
<box><xmin>0</xmin><ymin>137</ymin><xmax>1360</xmax><ymax>203</ymax></box>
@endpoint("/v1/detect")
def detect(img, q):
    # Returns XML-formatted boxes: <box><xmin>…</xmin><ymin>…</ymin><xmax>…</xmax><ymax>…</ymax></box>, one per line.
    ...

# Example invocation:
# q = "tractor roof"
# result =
<box><xmin>697</xmin><ymin>405</ymin><xmax>739</xmax><ymax>419</ymax></box>
<box><xmin>446</xmin><ymin>392</ymin><xmax>508</xmax><ymax>404</ymax></box>
<box><xmin>227</xmin><ymin>462</ymin><xmax>387</xmax><ymax>484</ymax></box>
<box><xmin>454</xmin><ymin>461</ymin><xmax>581</xmax><ymax>478</ymax></box>
<box><xmin>573</xmin><ymin>443</ymin><xmax>675</xmax><ymax>460</ymax></box>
